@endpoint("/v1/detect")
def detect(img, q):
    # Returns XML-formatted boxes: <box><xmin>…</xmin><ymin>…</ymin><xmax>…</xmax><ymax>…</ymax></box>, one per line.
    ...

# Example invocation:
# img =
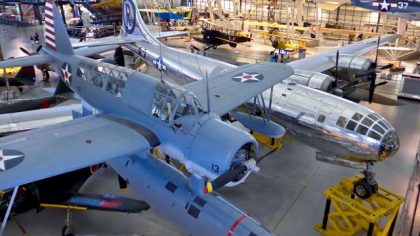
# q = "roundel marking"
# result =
<box><xmin>231</xmin><ymin>72</ymin><xmax>264</xmax><ymax>83</ymax></box>
<box><xmin>61</xmin><ymin>63</ymin><xmax>72</xmax><ymax>85</ymax></box>
<box><xmin>123</xmin><ymin>0</ymin><xmax>136</xmax><ymax>34</ymax></box>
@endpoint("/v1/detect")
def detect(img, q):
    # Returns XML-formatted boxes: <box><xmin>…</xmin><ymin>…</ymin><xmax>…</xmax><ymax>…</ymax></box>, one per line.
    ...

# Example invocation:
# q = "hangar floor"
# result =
<box><xmin>1</xmin><ymin>24</ymin><xmax>419</xmax><ymax>236</ymax></box>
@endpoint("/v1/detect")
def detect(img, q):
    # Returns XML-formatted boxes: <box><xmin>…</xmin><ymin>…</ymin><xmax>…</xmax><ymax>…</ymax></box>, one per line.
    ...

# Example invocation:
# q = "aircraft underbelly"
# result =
<box><xmin>108</xmin><ymin>155</ymin><xmax>273</xmax><ymax>236</ymax></box>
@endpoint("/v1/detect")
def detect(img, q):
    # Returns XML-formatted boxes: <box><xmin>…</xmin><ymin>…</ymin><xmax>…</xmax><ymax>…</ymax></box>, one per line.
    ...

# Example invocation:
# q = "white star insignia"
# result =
<box><xmin>62</xmin><ymin>64</ymin><xmax>72</xmax><ymax>84</ymax></box>
<box><xmin>0</xmin><ymin>150</ymin><xmax>23</xmax><ymax>171</ymax></box>
<box><xmin>379</xmin><ymin>0</ymin><xmax>390</xmax><ymax>11</ymax></box>
<box><xmin>233</xmin><ymin>73</ymin><xmax>262</xmax><ymax>83</ymax></box>
<box><xmin>153</xmin><ymin>57</ymin><xmax>167</xmax><ymax>71</ymax></box>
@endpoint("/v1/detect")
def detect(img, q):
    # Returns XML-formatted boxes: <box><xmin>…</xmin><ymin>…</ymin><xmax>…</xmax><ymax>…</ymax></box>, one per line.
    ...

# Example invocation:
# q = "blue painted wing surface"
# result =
<box><xmin>63</xmin><ymin>193</ymin><xmax>150</xmax><ymax>213</ymax></box>
<box><xmin>0</xmin><ymin>115</ymin><xmax>159</xmax><ymax>190</ymax></box>
<box><xmin>183</xmin><ymin>63</ymin><xmax>294</xmax><ymax>115</ymax></box>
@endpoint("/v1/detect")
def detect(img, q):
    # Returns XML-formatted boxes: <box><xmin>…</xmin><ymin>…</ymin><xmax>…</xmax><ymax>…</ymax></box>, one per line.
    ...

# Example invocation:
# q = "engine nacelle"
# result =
<box><xmin>334</xmin><ymin>55</ymin><xmax>375</xmax><ymax>81</ymax></box>
<box><xmin>286</xmin><ymin>70</ymin><xmax>335</xmax><ymax>91</ymax></box>
<box><xmin>186</xmin><ymin>118</ymin><xmax>258</xmax><ymax>181</ymax></box>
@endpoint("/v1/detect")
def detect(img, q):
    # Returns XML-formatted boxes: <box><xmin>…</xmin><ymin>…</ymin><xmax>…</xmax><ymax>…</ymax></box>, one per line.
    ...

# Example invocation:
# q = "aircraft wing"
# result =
<box><xmin>183</xmin><ymin>63</ymin><xmax>294</xmax><ymax>115</ymax></box>
<box><xmin>0</xmin><ymin>114</ymin><xmax>159</xmax><ymax>190</ymax></box>
<box><xmin>289</xmin><ymin>34</ymin><xmax>400</xmax><ymax>72</ymax></box>
<box><xmin>154</xmin><ymin>31</ymin><xmax>188</xmax><ymax>39</ymax></box>
<box><xmin>72</xmin><ymin>31</ymin><xmax>187</xmax><ymax>49</ymax></box>
<box><xmin>0</xmin><ymin>54</ymin><xmax>52</xmax><ymax>68</ymax></box>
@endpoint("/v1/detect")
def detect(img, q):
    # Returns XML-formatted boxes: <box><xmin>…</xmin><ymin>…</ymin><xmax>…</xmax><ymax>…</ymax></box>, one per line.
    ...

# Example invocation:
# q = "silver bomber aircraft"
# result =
<box><xmin>82</xmin><ymin>0</ymin><xmax>400</xmax><ymax>199</ymax></box>
<box><xmin>0</xmin><ymin>0</ymin><xmax>299</xmax><ymax>235</ymax></box>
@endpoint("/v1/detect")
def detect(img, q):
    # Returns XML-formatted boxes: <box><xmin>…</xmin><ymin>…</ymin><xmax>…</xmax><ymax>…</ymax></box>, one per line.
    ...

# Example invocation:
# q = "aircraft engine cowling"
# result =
<box><xmin>286</xmin><ymin>70</ymin><xmax>335</xmax><ymax>91</ymax></box>
<box><xmin>187</xmin><ymin>118</ymin><xmax>258</xmax><ymax>183</ymax></box>
<box><xmin>335</xmin><ymin>55</ymin><xmax>375</xmax><ymax>81</ymax></box>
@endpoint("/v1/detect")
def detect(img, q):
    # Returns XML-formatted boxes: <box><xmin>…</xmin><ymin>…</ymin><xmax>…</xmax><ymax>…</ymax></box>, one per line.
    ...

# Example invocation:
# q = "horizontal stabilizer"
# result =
<box><xmin>74</xmin><ymin>45</ymin><xmax>121</xmax><ymax>57</ymax></box>
<box><xmin>63</xmin><ymin>193</ymin><xmax>150</xmax><ymax>213</ymax></box>
<box><xmin>233</xmin><ymin>112</ymin><xmax>286</xmax><ymax>138</ymax></box>
<box><xmin>153</xmin><ymin>30</ymin><xmax>189</xmax><ymax>39</ymax></box>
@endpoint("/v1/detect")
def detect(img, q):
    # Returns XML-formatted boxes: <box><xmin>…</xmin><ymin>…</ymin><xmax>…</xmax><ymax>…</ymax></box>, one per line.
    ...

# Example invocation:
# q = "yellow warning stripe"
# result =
<box><xmin>40</xmin><ymin>203</ymin><xmax>87</xmax><ymax>211</ymax></box>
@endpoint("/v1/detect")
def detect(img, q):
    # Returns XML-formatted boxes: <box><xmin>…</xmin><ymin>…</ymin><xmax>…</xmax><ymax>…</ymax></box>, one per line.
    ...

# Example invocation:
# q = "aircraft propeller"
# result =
<box><xmin>20</xmin><ymin>45</ymin><xmax>42</xmax><ymax>56</ymax></box>
<box><xmin>368</xmin><ymin>35</ymin><xmax>383</xmax><ymax>103</ymax></box>
<box><xmin>204</xmin><ymin>147</ymin><xmax>279</xmax><ymax>193</ymax></box>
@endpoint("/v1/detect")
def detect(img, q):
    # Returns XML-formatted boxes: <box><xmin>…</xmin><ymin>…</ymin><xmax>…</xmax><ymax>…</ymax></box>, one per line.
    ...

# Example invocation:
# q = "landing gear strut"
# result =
<box><xmin>353</xmin><ymin>162</ymin><xmax>378</xmax><ymax>199</ymax></box>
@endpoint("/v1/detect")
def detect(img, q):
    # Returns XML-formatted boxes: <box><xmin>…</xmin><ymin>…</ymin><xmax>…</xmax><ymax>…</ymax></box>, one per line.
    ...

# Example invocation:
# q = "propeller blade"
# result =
<box><xmin>375</xmin><ymin>81</ymin><xmax>388</xmax><ymax>88</ymax></box>
<box><xmin>255</xmin><ymin>147</ymin><xmax>279</xmax><ymax>164</ymax></box>
<box><xmin>205</xmin><ymin>165</ymin><xmax>247</xmax><ymax>193</ymax></box>
<box><xmin>374</xmin><ymin>36</ymin><xmax>381</xmax><ymax>66</ymax></box>
<box><xmin>118</xmin><ymin>175</ymin><xmax>128</xmax><ymax>192</ymax></box>
<box><xmin>19</xmin><ymin>47</ymin><xmax>32</xmax><ymax>56</ymax></box>
<box><xmin>35</xmin><ymin>45</ymin><xmax>42</xmax><ymax>53</ymax></box>
<box><xmin>368</xmin><ymin>36</ymin><xmax>381</xmax><ymax>104</ymax></box>
<box><xmin>368</xmin><ymin>73</ymin><xmax>376</xmax><ymax>103</ymax></box>
<box><xmin>333</xmin><ymin>50</ymin><xmax>339</xmax><ymax>88</ymax></box>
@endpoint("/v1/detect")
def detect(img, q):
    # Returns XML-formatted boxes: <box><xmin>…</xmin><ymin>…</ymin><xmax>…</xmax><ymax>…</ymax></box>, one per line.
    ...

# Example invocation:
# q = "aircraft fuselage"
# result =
<box><xmin>126</xmin><ymin>42</ymin><xmax>399</xmax><ymax>163</ymax></box>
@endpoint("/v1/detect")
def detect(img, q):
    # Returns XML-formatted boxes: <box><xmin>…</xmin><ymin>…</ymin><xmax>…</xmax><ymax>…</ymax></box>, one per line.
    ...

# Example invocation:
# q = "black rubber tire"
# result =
<box><xmin>61</xmin><ymin>225</ymin><xmax>75</xmax><ymax>236</ymax></box>
<box><xmin>354</xmin><ymin>179</ymin><xmax>372</xmax><ymax>199</ymax></box>
<box><xmin>42</xmin><ymin>70</ymin><xmax>50</xmax><ymax>81</ymax></box>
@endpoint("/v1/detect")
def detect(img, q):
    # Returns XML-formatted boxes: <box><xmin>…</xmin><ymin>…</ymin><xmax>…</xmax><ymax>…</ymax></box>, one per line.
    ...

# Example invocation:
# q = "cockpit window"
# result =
<box><xmin>346</xmin><ymin>120</ymin><xmax>357</xmax><ymax>131</ymax></box>
<box><xmin>356</xmin><ymin>124</ymin><xmax>369</xmax><ymax>135</ymax></box>
<box><xmin>368</xmin><ymin>131</ymin><xmax>381</xmax><ymax>140</ymax></box>
<box><xmin>361</xmin><ymin>117</ymin><xmax>374</xmax><ymax>127</ymax></box>
<box><xmin>152</xmin><ymin>83</ymin><xmax>203</xmax><ymax>122</ymax></box>
<box><xmin>336</xmin><ymin>116</ymin><xmax>348</xmax><ymax>128</ymax></box>
<box><xmin>378</xmin><ymin>121</ymin><xmax>388</xmax><ymax>130</ymax></box>
<box><xmin>372</xmin><ymin>124</ymin><xmax>385</xmax><ymax>134</ymax></box>
<box><xmin>368</xmin><ymin>113</ymin><xmax>379</xmax><ymax>121</ymax></box>
<box><xmin>352</xmin><ymin>113</ymin><xmax>363</xmax><ymax>121</ymax></box>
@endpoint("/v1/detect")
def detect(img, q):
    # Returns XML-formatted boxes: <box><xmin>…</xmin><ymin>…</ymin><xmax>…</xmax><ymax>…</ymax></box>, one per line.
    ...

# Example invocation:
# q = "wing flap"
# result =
<box><xmin>0</xmin><ymin>115</ymin><xmax>159</xmax><ymax>190</ymax></box>
<box><xmin>184</xmin><ymin>63</ymin><xmax>294</xmax><ymax>115</ymax></box>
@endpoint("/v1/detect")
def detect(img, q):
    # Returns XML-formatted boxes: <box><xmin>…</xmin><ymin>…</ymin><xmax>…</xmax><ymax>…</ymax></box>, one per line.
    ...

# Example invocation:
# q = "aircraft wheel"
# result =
<box><xmin>61</xmin><ymin>225</ymin><xmax>75</xmax><ymax>236</ymax></box>
<box><xmin>212</xmin><ymin>45</ymin><xmax>217</xmax><ymax>49</ymax></box>
<box><xmin>42</xmin><ymin>70</ymin><xmax>50</xmax><ymax>81</ymax></box>
<box><xmin>353</xmin><ymin>178</ymin><xmax>372</xmax><ymax>199</ymax></box>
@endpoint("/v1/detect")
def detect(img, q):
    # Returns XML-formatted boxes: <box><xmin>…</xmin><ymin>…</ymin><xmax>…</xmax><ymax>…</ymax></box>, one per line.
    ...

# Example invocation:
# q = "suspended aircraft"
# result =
<box><xmin>88</xmin><ymin>0</ymin><xmax>400</xmax><ymax>199</ymax></box>
<box><xmin>0</xmin><ymin>1</ymin><xmax>292</xmax><ymax>235</ymax></box>
<box><xmin>351</xmin><ymin>0</ymin><xmax>420</xmax><ymax>21</ymax></box>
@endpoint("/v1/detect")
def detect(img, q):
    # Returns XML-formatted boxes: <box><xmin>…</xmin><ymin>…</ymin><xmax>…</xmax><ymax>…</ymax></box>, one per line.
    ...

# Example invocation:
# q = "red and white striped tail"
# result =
<box><xmin>44</xmin><ymin>0</ymin><xmax>56</xmax><ymax>50</ymax></box>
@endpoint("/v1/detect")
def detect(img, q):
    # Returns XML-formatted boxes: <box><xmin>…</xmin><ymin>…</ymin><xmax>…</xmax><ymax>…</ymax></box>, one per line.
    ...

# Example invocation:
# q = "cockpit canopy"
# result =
<box><xmin>336</xmin><ymin>112</ymin><xmax>393</xmax><ymax>141</ymax></box>
<box><xmin>152</xmin><ymin>82</ymin><xmax>204</xmax><ymax>122</ymax></box>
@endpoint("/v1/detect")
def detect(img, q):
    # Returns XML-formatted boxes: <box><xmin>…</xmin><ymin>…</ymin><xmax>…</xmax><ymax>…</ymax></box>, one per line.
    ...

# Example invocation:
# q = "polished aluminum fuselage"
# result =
<box><xmin>133</xmin><ymin>42</ymin><xmax>399</xmax><ymax>162</ymax></box>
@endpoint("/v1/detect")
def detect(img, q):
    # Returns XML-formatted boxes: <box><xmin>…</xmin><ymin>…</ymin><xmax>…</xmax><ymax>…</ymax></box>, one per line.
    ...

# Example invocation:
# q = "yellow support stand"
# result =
<box><xmin>251</xmin><ymin>131</ymin><xmax>283</xmax><ymax>149</ymax></box>
<box><xmin>315</xmin><ymin>175</ymin><xmax>404</xmax><ymax>236</ymax></box>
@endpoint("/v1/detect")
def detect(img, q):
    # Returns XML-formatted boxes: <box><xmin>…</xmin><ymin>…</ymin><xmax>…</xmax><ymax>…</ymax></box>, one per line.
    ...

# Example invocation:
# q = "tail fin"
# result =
<box><xmin>121</xmin><ymin>0</ymin><xmax>160</xmax><ymax>45</ymax></box>
<box><xmin>44</xmin><ymin>0</ymin><xmax>74</xmax><ymax>55</ymax></box>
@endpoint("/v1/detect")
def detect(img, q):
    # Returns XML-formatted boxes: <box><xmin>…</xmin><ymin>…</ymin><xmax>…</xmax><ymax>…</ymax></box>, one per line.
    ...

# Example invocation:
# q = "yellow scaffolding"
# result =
<box><xmin>315</xmin><ymin>175</ymin><xmax>404</xmax><ymax>236</ymax></box>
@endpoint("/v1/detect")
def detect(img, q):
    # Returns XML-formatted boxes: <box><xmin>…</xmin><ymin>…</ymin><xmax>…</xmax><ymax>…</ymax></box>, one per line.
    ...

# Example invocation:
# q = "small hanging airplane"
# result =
<box><xmin>0</xmin><ymin>0</ymin><xmax>294</xmax><ymax>235</ymax></box>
